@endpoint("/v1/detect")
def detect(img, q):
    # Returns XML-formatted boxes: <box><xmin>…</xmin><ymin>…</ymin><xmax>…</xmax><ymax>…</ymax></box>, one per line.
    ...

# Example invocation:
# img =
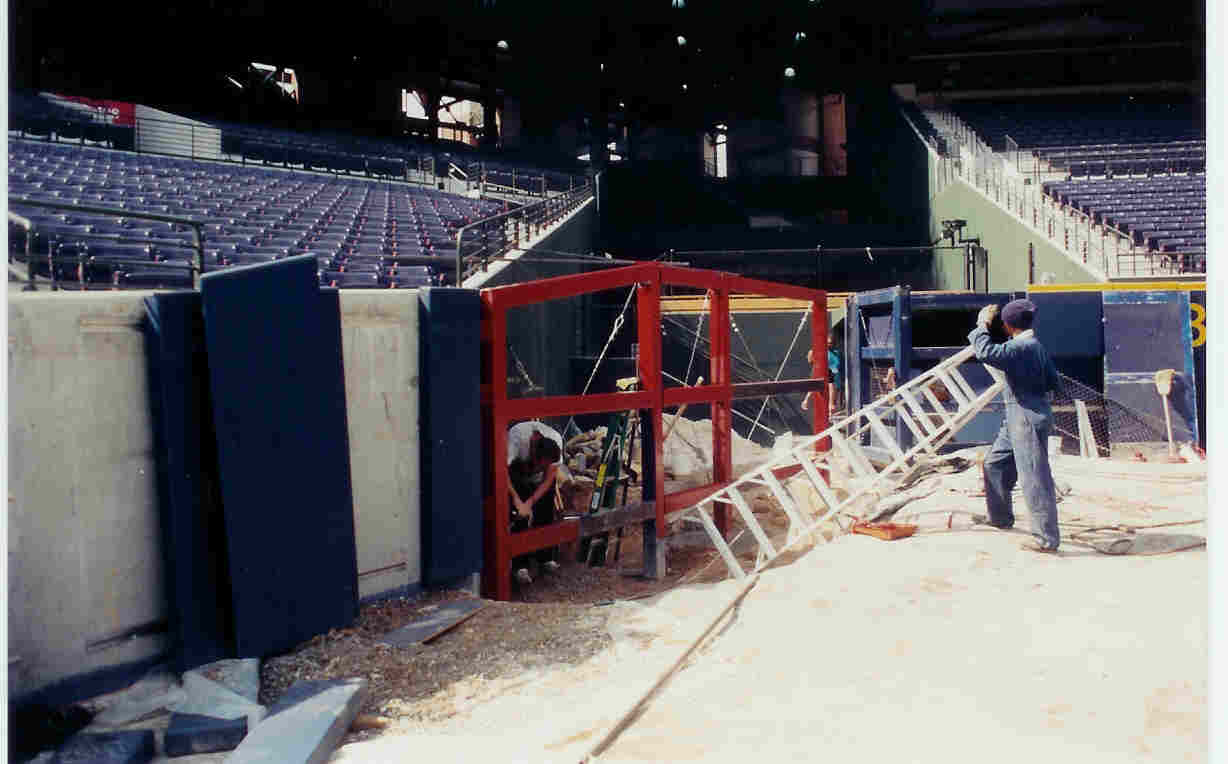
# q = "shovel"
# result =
<box><xmin>1153</xmin><ymin>369</ymin><xmax>1177</xmax><ymax>458</ymax></box>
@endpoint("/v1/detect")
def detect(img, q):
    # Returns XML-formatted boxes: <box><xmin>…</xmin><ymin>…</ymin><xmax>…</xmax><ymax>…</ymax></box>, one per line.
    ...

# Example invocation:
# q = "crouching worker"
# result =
<box><xmin>507</xmin><ymin>420</ymin><xmax>568</xmax><ymax>584</ymax></box>
<box><xmin>968</xmin><ymin>299</ymin><xmax>1063</xmax><ymax>553</ymax></box>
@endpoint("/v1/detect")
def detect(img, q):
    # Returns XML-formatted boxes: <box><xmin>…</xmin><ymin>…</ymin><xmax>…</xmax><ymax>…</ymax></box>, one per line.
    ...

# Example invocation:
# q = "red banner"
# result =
<box><xmin>49</xmin><ymin>94</ymin><xmax>136</xmax><ymax>126</ymax></box>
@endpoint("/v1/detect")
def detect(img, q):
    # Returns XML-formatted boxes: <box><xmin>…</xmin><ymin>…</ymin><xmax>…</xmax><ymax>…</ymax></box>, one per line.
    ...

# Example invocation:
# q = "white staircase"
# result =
<box><xmin>675</xmin><ymin>345</ymin><xmax>1006</xmax><ymax>579</ymax></box>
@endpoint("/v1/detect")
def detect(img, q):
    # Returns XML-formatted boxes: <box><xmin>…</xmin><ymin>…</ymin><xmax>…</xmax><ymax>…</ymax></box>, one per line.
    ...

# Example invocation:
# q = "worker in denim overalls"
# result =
<box><xmin>967</xmin><ymin>299</ymin><xmax>1062</xmax><ymax>553</ymax></box>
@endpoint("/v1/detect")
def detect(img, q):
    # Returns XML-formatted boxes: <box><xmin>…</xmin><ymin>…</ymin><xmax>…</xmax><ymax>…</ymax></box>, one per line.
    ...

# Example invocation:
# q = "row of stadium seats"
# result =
<box><xmin>8</xmin><ymin>139</ymin><xmax>515</xmax><ymax>288</ymax></box>
<box><xmin>948</xmin><ymin>98</ymin><xmax>1202</xmax><ymax>150</ymax></box>
<box><xmin>1043</xmin><ymin>175</ymin><xmax>1205</xmax><ymax>256</ymax></box>
<box><xmin>9</xmin><ymin>91</ymin><xmax>588</xmax><ymax>193</ymax></box>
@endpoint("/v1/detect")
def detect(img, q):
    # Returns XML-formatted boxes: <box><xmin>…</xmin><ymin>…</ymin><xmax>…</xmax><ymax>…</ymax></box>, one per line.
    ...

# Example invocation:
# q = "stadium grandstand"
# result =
<box><xmin>902</xmin><ymin>94</ymin><xmax>1206</xmax><ymax>277</ymax></box>
<box><xmin>5</xmin><ymin>0</ymin><xmax>1211</xmax><ymax>759</ymax></box>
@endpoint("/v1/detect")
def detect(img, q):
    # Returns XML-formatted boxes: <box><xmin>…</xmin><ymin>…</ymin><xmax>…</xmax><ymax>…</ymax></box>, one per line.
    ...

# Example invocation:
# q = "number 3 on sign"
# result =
<box><xmin>1190</xmin><ymin>303</ymin><xmax>1206</xmax><ymax>348</ymax></box>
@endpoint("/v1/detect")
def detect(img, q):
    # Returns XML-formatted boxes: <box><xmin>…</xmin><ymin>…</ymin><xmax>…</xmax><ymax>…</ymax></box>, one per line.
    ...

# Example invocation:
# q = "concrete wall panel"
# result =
<box><xmin>8</xmin><ymin>292</ymin><xmax>169</xmax><ymax>697</ymax></box>
<box><xmin>337</xmin><ymin>292</ymin><xmax>421</xmax><ymax>601</ymax></box>
<box><xmin>928</xmin><ymin>173</ymin><xmax>1098</xmax><ymax>291</ymax></box>
<box><xmin>9</xmin><ymin>288</ymin><xmax>425</xmax><ymax>698</ymax></box>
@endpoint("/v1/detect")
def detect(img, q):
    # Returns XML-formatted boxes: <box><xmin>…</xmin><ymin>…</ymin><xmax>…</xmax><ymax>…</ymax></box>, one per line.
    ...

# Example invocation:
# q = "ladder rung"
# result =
<box><xmin>728</xmin><ymin>490</ymin><xmax>777</xmax><ymax>559</ymax></box>
<box><xmin>946</xmin><ymin>364</ymin><xmax>979</xmax><ymax>404</ymax></box>
<box><xmin>693</xmin><ymin>504</ymin><xmax>746</xmax><ymax>579</ymax></box>
<box><xmin>920</xmin><ymin>385</ymin><xmax>957</xmax><ymax>429</ymax></box>
<box><xmin>864</xmin><ymin>408</ymin><xmax>907</xmax><ymax>463</ymax></box>
<box><xmin>826</xmin><ymin>429</ymin><xmax>875</xmax><ymax>478</ymax></box>
<box><xmin>898</xmin><ymin>388</ymin><xmax>937</xmax><ymax>436</ymax></box>
<box><xmin>933</xmin><ymin>369</ymin><xmax>970</xmax><ymax>408</ymax></box>
<box><xmin>798</xmin><ymin>457</ymin><xmax>842</xmax><ymax>516</ymax></box>
<box><xmin>894</xmin><ymin>403</ymin><xmax>937</xmax><ymax>456</ymax></box>
<box><xmin>763</xmin><ymin>470</ymin><xmax>806</xmax><ymax>537</ymax></box>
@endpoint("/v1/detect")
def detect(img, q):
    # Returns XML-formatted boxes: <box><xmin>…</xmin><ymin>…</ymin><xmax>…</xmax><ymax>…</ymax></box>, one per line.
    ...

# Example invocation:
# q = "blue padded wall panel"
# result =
<box><xmin>200</xmin><ymin>256</ymin><xmax>358</xmax><ymax>658</ymax></box>
<box><xmin>1103</xmin><ymin>291</ymin><xmax>1198</xmax><ymax>445</ymax></box>
<box><xmin>1190</xmin><ymin>290</ymin><xmax>1206</xmax><ymax>449</ymax></box>
<box><xmin>418</xmin><ymin>288</ymin><xmax>483</xmax><ymax>586</ymax></box>
<box><xmin>143</xmin><ymin>293</ymin><xmax>234</xmax><ymax>672</ymax></box>
<box><xmin>1027</xmin><ymin>291</ymin><xmax>1103</xmax><ymax>359</ymax></box>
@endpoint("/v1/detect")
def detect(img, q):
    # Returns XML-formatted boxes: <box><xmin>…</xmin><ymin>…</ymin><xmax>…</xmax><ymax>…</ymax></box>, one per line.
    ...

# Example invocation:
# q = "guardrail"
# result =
<box><xmin>914</xmin><ymin>107</ymin><xmax>1205</xmax><ymax>279</ymax></box>
<box><xmin>8</xmin><ymin>197</ymin><xmax>206</xmax><ymax>290</ymax></box>
<box><xmin>10</xmin><ymin>106</ymin><xmax>581</xmax><ymax>192</ymax></box>
<box><xmin>7</xmin><ymin>211</ymin><xmax>36</xmax><ymax>290</ymax></box>
<box><xmin>453</xmin><ymin>184</ymin><xmax>595</xmax><ymax>284</ymax></box>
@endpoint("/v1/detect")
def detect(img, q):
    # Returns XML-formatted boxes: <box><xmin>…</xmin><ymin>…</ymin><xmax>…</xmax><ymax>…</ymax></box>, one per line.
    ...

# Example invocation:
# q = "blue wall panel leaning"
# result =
<box><xmin>419</xmin><ymin>288</ymin><xmax>483</xmax><ymax>586</ymax></box>
<box><xmin>1102</xmin><ymin>290</ymin><xmax>1198</xmax><ymax>446</ymax></box>
<box><xmin>143</xmin><ymin>293</ymin><xmax>235</xmax><ymax>671</ymax></box>
<box><xmin>1027</xmin><ymin>291</ymin><xmax>1103</xmax><ymax>391</ymax></box>
<box><xmin>200</xmin><ymin>255</ymin><xmax>358</xmax><ymax>658</ymax></box>
<box><xmin>1190</xmin><ymin>290</ymin><xmax>1206</xmax><ymax>449</ymax></box>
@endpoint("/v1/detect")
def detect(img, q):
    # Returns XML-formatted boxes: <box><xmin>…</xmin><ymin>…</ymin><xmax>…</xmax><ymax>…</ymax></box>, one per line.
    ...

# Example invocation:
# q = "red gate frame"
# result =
<box><xmin>481</xmin><ymin>263</ymin><xmax>828</xmax><ymax>600</ymax></box>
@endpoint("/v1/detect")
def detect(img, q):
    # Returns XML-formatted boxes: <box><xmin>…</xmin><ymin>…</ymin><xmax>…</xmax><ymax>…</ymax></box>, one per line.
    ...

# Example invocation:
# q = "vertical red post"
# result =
<box><xmin>636</xmin><ymin>273</ymin><xmax>666</xmax><ymax>536</ymax></box>
<box><xmin>710</xmin><ymin>285</ymin><xmax>732</xmax><ymax>535</ymax></box>
<box><xmin>484</xmin><ymin>294</ymin><xmax>513</xmax><ymax>602</ymax></box>
<box><xmin>812</xmin><ymin>296</ymin><xmax>831</xmax><ymax>462</ymax></box>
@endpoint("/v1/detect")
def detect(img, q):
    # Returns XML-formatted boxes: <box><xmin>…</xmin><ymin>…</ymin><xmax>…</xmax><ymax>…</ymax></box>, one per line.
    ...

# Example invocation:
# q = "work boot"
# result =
<box><xmin>1020</xmin><ymin>540</ymin><xmax>1058</xmax><ymax>554</ymax></box>
<box><xmin>543</xmin><ymin>560</ymin><xmax>561</xmax><ymax>573</ymax></box>
<box><xmin>971</xmin><ymin>514</ymin><xmax>1013</xmax><ymax>530</ymax></box>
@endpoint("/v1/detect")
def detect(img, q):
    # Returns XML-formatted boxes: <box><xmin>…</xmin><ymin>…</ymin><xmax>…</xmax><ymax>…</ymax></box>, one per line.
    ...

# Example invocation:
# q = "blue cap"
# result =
<box><xmin>1001</xmin><ymin>298</ymin><xmax>1037</xmax><ymax>329</ymax></box>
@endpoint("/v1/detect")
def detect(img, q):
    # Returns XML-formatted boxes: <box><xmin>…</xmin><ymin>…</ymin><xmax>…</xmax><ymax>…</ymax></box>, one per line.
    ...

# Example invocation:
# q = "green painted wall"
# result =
<box><xmin>924</xmin><ymin>161</ymin><xmax>1099</xmax><ymax>291</ymax></box>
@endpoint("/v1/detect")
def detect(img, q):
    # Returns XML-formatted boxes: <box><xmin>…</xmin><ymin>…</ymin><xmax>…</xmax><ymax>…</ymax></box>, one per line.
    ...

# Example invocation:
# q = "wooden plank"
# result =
<box><xmin>379</xmin><ymin>599</ymin><xmax>489</xmax><ymax>648</ymax></box>
<box><xmin>579</xmin><ymin>500</ymin><xmax>657</xmax><ymax>536</ymax></box>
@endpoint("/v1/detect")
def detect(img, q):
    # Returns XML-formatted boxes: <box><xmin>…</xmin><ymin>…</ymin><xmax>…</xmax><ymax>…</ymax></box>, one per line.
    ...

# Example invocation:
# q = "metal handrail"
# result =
<box><xmin>9</xmin><ymin>196</ymin><xmax>206</xmax><ymax>289</ymax></box>
<box><xmin>7</xmin><ymin>211</ymin><xmax>38</xmax><ymax>290</ymax></box>
<box><xmin>453</xmin><ymin>184</ymin><xmax>594</xmax><ymax>284</ymax></box>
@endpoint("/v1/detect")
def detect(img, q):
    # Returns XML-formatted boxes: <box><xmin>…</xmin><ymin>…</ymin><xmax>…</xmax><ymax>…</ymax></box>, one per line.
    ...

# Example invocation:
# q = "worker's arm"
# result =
<box><xmin>508</xmin><ymin>478</ymin><xmax>530</xmax><ymax>518</ymax></box>
<box><xmin>967</xmin><ymin>326</ymin><xmax>1020</xmax><ymax>371</ymax></box>
<box><xmin>521</xmin><ymin>463</ymin><xmax>559</xmax><ymax>515</ymax></box>
<box><xmin>1044</xmin><ymin>353</ymin><xmax>1062</xmax><ymax>394</ymax></box>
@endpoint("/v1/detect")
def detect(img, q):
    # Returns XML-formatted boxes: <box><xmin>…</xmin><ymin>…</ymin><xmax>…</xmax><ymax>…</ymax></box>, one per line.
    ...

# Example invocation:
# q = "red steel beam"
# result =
<box><xmin>483</xmin><ymin>263</ymin><xmax>657</xmax><ymax>310</ymax></box>
<box><xmin>663</xmin><ymin>384</ymin><xmax>733</xmax><ymax>407</ymax></box>
<box><xmin>502</xmin><ymin>391</ymin><xmax>653</xmax><ymax>420</ymax></box>
<box><xmin>654</xmin><ymin>265</ymin><xmax>729</xmax><ymax>292</ymax></box>
<box><xmin>812</xmin><ymin>296</ymin><xmax>831</xmax><ymax>482</ymax></box>
<box><xmin>662</xmin><ymin>463</ymin><xmax>804</xmax><ymax>515</ymax></box>
<box><xmin>663</xmin><ymin>481</ymin><xmax>731</xmax><ymax>514</ymax></box>
<box><xmin>724</xmin><ymin>272</ymin><xmax>825</xmax><ymax>303</ymax></box>
<box><xmin>507</xmin><ymin>521</ymin><xmax>580</xmax><ymax>558</ymax></box>
<box><xmin>710</xmin><ymin>287</ymin><xmax>732</xmax><ymax>536</ymax></box>
<box><xmin>636</xmin><ymin>273</ymin><xmax>667</xmax><ymax>537</ymax></box>
<box><xmin>483</xmin><ymin>292</ymin><xmax>513</xmax><ymax>601</ymax></box>
<box><xmin>480</xmin><ymin>264</ymin><xmax>829</xmax><ymax>599</ymax></box>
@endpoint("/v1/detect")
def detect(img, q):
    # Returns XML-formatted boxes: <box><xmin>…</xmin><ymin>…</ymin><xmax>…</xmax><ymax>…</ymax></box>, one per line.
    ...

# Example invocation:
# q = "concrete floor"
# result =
<box><xmin>328</xmin><ymin>455</ymin><xmax>1208</xmax><ymax>763</ymax></box>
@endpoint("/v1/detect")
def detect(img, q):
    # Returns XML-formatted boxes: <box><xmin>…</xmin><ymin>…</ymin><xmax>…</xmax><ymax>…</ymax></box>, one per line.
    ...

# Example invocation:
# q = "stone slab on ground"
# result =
<box><xmin>51</xmin><ymin>730</ymin><xmax>156</xmax><ymax>764</ymax></box>
<box><xmin>91</xmin><ymin>668</ymin><xmax>187</xmax><ymax>728</ymax></box>
<box><xmin>163</xmin><ymin>713</ymin><xmax>248</xmax><ymax>757</ymax></box>
<box><xmin>185</xmin><ymin>660</ymin><xmax>260</xmax><ymax>704</ymax></box>
<box><xmin>377</xmin><ymin>599</ymin><xmax>488</xmax><ymax>648</ymax></box>
<box><xmin>171</xmin><ymin>672</ymin><xmax>266</xmax><ymax>730</ymax></box>
<box><xmin>224</xmin><ymin>679</ymin><xmax>367</xmax><ymax>764</ymax></box>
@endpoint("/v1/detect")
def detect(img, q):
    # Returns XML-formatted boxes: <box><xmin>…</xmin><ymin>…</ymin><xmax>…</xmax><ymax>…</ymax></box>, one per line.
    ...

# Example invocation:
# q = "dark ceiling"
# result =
<box><xmin>9</xmin><ymin>0</ymin><xmax>1203</xmax><ymax>128</ymax></box>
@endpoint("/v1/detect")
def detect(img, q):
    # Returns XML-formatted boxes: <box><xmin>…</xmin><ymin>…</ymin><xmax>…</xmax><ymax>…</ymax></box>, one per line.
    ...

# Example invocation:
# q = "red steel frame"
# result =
<box><xmin>481</xmin><ymin>263</ymin><xmax>828</xmax><ymax>600</ymax></box>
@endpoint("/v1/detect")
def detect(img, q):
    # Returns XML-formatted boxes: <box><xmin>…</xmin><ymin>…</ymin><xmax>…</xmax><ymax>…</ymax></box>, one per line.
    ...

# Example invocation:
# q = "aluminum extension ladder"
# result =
<box><xmin>676</xmin><ymin>345</ymin><xmax>1006</xmax><ymax>580</ymax></box>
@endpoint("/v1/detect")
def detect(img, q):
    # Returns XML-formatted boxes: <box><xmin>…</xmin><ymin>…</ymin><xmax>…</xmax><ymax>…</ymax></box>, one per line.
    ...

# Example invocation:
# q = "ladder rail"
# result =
<box><xmin>674</xmin><ymin>346</ymin><xmax>1008</xmax><ymax>581</ymax></box>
